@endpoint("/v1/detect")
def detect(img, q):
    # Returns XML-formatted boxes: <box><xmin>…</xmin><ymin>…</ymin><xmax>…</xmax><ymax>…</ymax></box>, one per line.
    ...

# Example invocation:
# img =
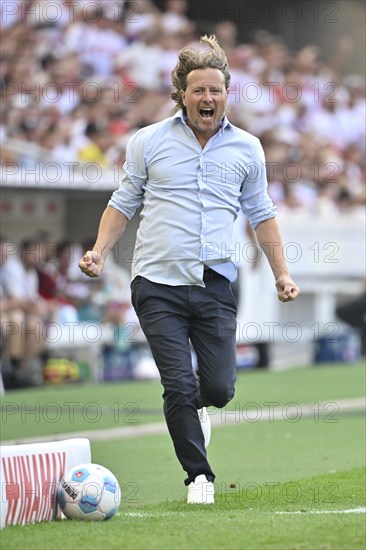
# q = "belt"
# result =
<box><xmin>203</xmin><ymin>266</ymin><xmax>224</xmax><ymax>282</ymax></box>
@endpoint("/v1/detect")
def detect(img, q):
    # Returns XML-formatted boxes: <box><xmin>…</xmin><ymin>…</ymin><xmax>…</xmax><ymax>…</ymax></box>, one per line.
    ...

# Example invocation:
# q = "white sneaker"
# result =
<box><xmin>187</xmin><ymin>474</ymin><xmax>215</xmax><ymax>504</ymax></box>
<box><xmin>198</xmin><ymin>407</ymin><xmax>211</xmax><ymax>448</ymax></box>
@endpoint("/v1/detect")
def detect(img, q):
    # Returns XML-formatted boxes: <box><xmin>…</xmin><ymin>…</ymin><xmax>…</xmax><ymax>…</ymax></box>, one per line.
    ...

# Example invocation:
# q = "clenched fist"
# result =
<box><xmin>275</xmin><ymin>275</ymin><xmax>300</xmax><ymax>302</ymax></box>
<box><xmin>78</xmin><ymin>250</ymin><xmax>105</xmax><ymax>278</ymax></box>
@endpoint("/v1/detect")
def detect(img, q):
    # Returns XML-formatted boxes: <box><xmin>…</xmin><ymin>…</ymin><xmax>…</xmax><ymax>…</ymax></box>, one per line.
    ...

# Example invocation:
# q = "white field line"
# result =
<box><xmin>118</xmin><ymin>508</ymin><xmax>366</xmax><ymax>518</ymax></box>
<box><xmin>120</xmin><ymin>512</ymin><xmax>184</xmax><ymax>518</ymax></box>
<box><xmin>1</xmin><ymin>396</ymin><xmax>365</xmax><ymax>446</ymax></box>
<box><xmin>274</xmin><ymin>507</ymin><xmax>366</xmax><ymax>515</ymax></box>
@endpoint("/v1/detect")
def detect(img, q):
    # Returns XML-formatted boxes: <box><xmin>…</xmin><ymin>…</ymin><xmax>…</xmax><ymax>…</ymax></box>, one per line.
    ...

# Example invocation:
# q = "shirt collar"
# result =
<box><xmin>170</xmin><ymin>109</ymin><xmax>232</xmax><ymax>130</ymax></box>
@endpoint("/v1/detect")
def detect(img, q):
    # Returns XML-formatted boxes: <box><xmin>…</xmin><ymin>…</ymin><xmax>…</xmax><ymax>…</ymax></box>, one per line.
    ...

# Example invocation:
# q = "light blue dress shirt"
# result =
<box><xmin>108</xmin><ymin>110</ymin><xmax>276</xmax><ymax>286</ymax></box>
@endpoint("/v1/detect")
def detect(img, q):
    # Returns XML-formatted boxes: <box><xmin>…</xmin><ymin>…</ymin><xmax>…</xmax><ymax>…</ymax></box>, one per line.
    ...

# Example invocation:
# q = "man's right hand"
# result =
<box><xmin>78</xmin><ymin>250</ymin><xmax>105</xmax><ymax>278</ymax></box>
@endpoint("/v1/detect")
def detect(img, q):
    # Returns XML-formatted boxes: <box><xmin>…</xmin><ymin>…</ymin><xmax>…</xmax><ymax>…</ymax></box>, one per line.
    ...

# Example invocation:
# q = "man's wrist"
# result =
<box><xmin>275</xmin><ymin>272</ymin><xmax>290</xmax><ymax>281</ymax></box>
<box><xmin>92</xmin><ymin>244</ymin><xmax>108</xmax><ymax>260</ymax></box>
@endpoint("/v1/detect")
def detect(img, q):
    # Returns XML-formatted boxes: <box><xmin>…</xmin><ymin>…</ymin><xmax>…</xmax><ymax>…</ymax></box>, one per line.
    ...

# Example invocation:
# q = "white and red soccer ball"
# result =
<box><xmin>57</xmin><ymin>463</ymin><xmax>121</xmax><ymax>521</ymax></box>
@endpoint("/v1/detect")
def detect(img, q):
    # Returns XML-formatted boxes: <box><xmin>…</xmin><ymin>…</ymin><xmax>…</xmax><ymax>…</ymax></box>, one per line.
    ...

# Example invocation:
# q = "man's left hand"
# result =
<box><xmin>275</xmin><ymin>276</ymin><xmax>300</xmax><ymax>302</ymax></box>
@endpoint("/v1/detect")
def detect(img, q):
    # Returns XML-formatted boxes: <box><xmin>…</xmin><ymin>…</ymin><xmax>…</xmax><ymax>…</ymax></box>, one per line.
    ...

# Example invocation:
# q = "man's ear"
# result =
<box><xmin>181</xmin><ymin>90</ymin><xmax>186</xmax><ymax>106</ymax></box>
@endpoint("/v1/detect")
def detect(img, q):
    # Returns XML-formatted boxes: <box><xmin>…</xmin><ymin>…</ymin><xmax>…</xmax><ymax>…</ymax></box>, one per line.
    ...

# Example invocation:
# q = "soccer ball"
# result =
<box><xmin>57</xmin><ymin>463</ymin><xmax>121</xmax><ymax>521</ymax></box>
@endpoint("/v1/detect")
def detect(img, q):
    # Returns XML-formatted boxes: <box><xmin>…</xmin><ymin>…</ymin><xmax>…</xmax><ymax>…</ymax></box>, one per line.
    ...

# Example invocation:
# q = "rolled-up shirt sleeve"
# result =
<box><xmin>239</xmin><ymin>138</ymin><xmax>276</xmax><ymax>229</ymax></box>
<box><xmin>108</xmin><ymin>130</ymin><xmax>147</xmax><ymax>219</ymax></box>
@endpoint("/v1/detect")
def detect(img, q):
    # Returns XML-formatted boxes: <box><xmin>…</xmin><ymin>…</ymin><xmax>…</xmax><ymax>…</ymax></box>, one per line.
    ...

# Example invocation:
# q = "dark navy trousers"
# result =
<box><xmin>130</xmin><ymin>273</ymin><xmax>237</xmax><ymax>485</ymax></box>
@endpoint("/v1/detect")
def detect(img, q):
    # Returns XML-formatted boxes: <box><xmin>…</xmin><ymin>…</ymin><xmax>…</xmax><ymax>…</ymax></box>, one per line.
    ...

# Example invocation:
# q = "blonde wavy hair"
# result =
<box><xmin>171</xmin><ymin>35</ymin><xmax>231</xmax><ymax>112</ymax></box>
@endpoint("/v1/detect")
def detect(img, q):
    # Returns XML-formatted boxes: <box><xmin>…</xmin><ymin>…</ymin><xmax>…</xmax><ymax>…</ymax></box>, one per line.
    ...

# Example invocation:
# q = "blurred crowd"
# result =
<box><xmin>0</xmin><ymin>232</ymin><xmax>135</xmax><ymax>388</ymax></box>
<box><xmin>1</xmin><ymin>0</ymin><xmax>365</xmax><ymax>214</ymax></box>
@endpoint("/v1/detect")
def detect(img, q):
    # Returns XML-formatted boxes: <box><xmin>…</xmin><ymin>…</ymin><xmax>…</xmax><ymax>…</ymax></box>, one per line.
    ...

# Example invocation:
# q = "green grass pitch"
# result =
<box><xmin>1</xmin><ymin>362</ymin><xmax>365</xmax><ymax>549</ymax></box>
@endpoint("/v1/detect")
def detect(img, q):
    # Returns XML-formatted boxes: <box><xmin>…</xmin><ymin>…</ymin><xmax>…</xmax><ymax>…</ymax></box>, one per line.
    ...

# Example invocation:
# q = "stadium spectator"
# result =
<box><xmin>161</xmin><ymin>0</ymin><xmax>190</xmax><ymax>34</ymax></box>
<box><xmin>0</xmin><ymin>237</ymin><xmax>49</xmax><ymax>387</ymax></box>
<box><xmin>64</xmin><ymin>8</ymin><xmax>127</xmax><ymax>76</ymax></box>
<box><xmin>336</xmin><ymin>290</ymin><xmax>366</xmax><ymax>357</ymax></box>
<box><xmin>51</xmin><ymin>241</ymin><xmax>90</xmax><ymax>322</ymax></box>
<box><xmin>115</xmin><ymin>25</ymin><xmax>164</xmax><ymax>92</ymax></box>
<box><xmin>77</xmin><ymin>122</ymin><xmax>111</xmax><ymax>167</ymax></box>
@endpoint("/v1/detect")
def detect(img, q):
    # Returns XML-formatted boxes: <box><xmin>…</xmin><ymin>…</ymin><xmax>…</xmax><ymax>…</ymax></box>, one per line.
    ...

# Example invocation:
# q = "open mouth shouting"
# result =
<box><xmin>199</xmin><ymin>107</ymin><xmax>215</xmax><ymax>120</ymax></box>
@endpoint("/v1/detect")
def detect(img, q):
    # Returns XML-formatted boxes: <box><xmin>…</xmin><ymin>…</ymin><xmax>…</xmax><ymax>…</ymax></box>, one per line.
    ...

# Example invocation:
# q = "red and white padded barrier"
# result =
<box><xmin>0</xmin><ymin>438</ymin><xmax>91</xmax><ymax>528</ymax></box>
